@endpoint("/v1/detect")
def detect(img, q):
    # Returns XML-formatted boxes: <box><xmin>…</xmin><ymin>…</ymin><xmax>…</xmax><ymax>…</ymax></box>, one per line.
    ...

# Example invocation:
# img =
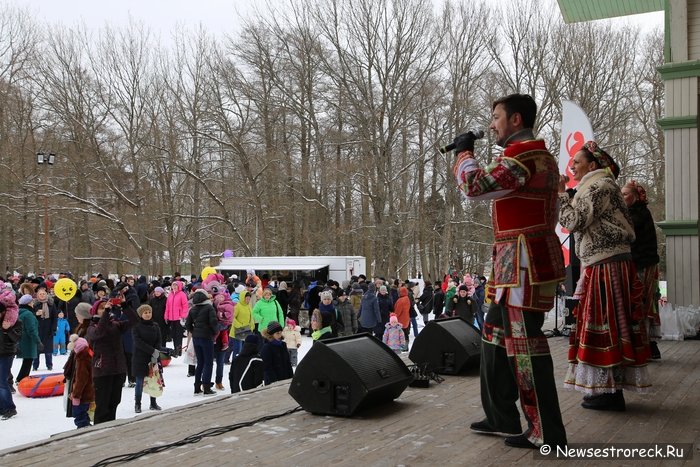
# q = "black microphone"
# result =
<box><xmin>439</xmin><ymin>130</ymin><xmax>485</xmax><ymax>154</ymax></box>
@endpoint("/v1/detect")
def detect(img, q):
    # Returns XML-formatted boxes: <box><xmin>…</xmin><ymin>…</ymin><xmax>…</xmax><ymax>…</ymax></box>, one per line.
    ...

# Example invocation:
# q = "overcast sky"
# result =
<box><xmin>7</xmin><ymin>0</ymin><xmax>664</xmax><ymax>43</ymax></box>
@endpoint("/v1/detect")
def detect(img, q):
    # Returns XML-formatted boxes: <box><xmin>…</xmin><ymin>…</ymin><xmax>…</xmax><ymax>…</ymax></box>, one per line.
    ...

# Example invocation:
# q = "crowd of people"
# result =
<box><xmin>0</xmin><ymin>267</ymin><xmax>489</xmax><ymax>426</ymax></box>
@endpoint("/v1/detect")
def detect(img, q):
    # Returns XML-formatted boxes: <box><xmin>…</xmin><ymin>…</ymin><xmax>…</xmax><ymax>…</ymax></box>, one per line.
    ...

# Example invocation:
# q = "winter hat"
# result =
<box><xmin>75</xmin><ymin>302</ymin><xmax>92</xmax><ymax>321</ymax></box>
<box><xmin>192</xmin><ymin>289</ymin><xmax>209</xmax><ymax>304</ymax></box>
<box><xmin>351</xmin><ymin>282</ymin><xmax>362</xmax><ymax>291</ymax></box>
<box><xmin>336</xmin><ymin>289</ymin><xmax>346</xmax><ymax>298</ymax></box>
<box><xmin>154</xmin><ymin>287</ymin><xmax>165</xmax><ymax>295</ymax></box>
<box><xmin>73</xmin><ymin>337</ymin><xmax>89</xmax><ymax>354</ymax></box>
<box><xmin>379</xmin><ymin>285</ymin><xmax>388</xmax><ymax>294</ymax></box>
<box><xmin>18</xmin><ymin>294</ymin><xmax>33</xmax><ymax>306</ymax></box>
<box><xmin>389</xmin><ymin>313</ymin><xmax>398</xmax><ymax>325</ymax></box>
<box><xmin>278</xmin><ymin>281</ymin><xmax>288</xmax><ymax>291</ymax></box>
<box><xmin>136</xmin><ymin>304</ymin><xmax>152</xmax><ymax>317</ymax></box>
<box><xmin>267</xmin><ymin>320</ymin><xmax>283</xmax><ymax>334</ymax></box>
<box><xmin>286</xmin><ymin>318</ymin><xmax>297</xmax><ymax>328</ymax></box>
<box><xmin>244</xmin><ymin>333</ymin><xmax>260</xmax><ymax>345</ymax></box>
<box><xmin>89</xmin><ymin>298</ymin><xmax>108</xmax><ymax>316</ymax></box>
<box><xmin>234</xmin><ymin>284</ymin><xmax>246</xmax><ymax>294</ymax></box>
<box><xmin>458</xmin><ymin>284</ymin><xmax>469</xmax><ymax>292</ymax></box>
<box><xmin>319</xmin><ymin>290</ymin><xmax>333</xmax><ymax>301</ymax></box>
<box><xmin>0</xmin><ymin>289</ymin><xmax>17</xmax><ymax>307</ymax></box>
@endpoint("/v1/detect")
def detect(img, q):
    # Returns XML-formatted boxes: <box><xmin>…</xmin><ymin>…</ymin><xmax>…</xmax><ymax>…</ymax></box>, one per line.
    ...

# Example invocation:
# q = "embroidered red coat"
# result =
<box><xmin>455</xmin><ymin>139</ymin><xmax>565</xmax><ymax>288</ymax></box>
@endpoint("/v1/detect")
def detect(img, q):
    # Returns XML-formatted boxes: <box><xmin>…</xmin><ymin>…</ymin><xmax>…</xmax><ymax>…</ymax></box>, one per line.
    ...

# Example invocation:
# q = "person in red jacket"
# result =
<box><xmin>392</xmin><ymin>287</ymin><xmax>411</xmax><ymax>346</ymax></box>
<box><xmin>165</xmin><ymin>281</ymin><xmax>188</xmax><ymax>357</ymax></box>
<box><xmin>454</xmin><ymin>93</ymin><xmax>566</xmax><ymax>449</ymax></box>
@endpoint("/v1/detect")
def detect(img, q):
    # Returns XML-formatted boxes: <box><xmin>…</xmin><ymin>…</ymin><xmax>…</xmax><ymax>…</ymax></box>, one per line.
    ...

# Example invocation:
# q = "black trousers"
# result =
<box><xmin>480</xmin><ymin>300</ymin><xmax>567</xmax><ymax>446</ymax></box>
<box><xmin>93</xmin><ymin>373</ymin><xmax>126</xmax><ymax>424</ymax></box>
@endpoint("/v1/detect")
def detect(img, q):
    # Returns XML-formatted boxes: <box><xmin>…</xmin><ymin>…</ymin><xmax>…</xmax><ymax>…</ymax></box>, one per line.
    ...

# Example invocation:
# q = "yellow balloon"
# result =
<box><xmin>201</xmin><ymin>266</ymin><xmax>217</xmax><ymax>280</ymax></box>
<box><xmin>54</xmin><ymin>278</ymin><xmax>78</xmax><ymax>302</ymax></box>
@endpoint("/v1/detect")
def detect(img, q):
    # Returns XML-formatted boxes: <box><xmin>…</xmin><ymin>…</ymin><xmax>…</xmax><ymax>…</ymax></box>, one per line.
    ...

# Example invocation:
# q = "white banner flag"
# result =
<box><xmin>557</xmin><ymin>100</ymin><xmax>594</xmax><ymax>265</ymax></box>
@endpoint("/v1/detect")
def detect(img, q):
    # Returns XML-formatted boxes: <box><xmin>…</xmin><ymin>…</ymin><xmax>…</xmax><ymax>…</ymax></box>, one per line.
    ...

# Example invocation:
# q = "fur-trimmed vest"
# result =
<box><xmin>558</xmin><ymin>169</ymin><xmax>635</xmax><ymax>268</ymax></box>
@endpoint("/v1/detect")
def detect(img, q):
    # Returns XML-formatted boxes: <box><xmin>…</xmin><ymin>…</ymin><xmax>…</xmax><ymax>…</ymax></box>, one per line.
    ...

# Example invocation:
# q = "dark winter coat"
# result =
<box><xmin>86</xmin><ymin>304</ymin><xmax>138</xmax><ymax>378</ymax></box>
<box><xmin>149</xmin><ymin>294</ymin><xmax>168</xmax><ymax>344</ymax></box>
<box><xmin>377</xmin><ymin>293</ymin><xmax>393</xmax><ymax>326</ymax></box>
<box><xmin>275</xmin><ymin>289</ymin><xmax>289</xmax><ymax>316</ymax></box>
<box><xmin>358</xmin><ymin>283</ymin><xmax>381</xmax><ymax>329</ymax></box>
<box><xmin>336</xmin><ymin>299</ymin><xmax>357</xmax><ymax>336</ymax></box>
<box><xmin>433</xmin><ymin>289</ymin><xmax>445</xmax><ymax>317</ymax></box>
<box><xmin>418</xmin><ymin>287</ymin><xmax>434</xmax><ymax>315</ymax></box>
<box><xmin>33</xmin><ymin>300</ymin><xmax>58</xmax><ymax>349</ymax></box>
<box><xmin>229</xmin><ymin>341</ymin><xmax>264</xmax><ymax>393</ymax></box>
<box><xmin>119</xmin><ymin>287</ymin><xmax>141</xmax><ymax>354</ymax></box>
<box><xmin>450</xmin><ymin>294</ymin><xmax>478</xmax><ymax>324</ymax></box>
<box><xmin>0</xmin><ymin>319</ymin><xmax>22</xmax><ymax>356</ymax></box>
<box><xmin>131</xmin><ymin>319</ymin><xmax>162</xmax><ymax>378</ymax></box>
<box><xmin>260</xmin><ymin>338</ymin><xmax>293</xmax><ymax>385</ymax></box>
<box><xmin>627</xmin><ymin>201</ymin><xmax>660</xmax><ymax>270</ymax></box>
<box><xmin>185</xmin><ymin>301</ymin><xmax>218</xmax><ymax>339</ymax></box>
<box><xmin>136</xmin><ymin>276</ymin><xmax>149</xmax><ymax>304</ymax></box>
<box><xmin>16</xmin><ymin>305</ymin><xmax>40</xmax><ymax>359</ymax></box>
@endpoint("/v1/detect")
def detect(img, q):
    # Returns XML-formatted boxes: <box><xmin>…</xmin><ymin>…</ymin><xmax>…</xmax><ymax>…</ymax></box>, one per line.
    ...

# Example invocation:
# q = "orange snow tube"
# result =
<box><xmin>17</xmin><ymin>373</ymin><xmax>65</xmax><ymax>398</ymax></box>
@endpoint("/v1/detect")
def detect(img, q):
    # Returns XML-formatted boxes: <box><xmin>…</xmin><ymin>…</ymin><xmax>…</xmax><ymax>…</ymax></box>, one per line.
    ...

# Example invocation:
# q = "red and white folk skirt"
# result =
<box><xmin>564</xmin><ymin>258</ymin><xmax>652</xmax><ymax>395</ymax></box>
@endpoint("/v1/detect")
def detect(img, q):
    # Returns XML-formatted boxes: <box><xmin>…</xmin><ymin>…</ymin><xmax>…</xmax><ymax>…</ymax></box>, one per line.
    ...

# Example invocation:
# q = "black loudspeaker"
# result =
<box><xmin>288</xmin><ymin>333</ymin><xmax>413</xmax><ymax>416</ymax></box>
<box><xmin>408</xmin><ymin>317</ymin><xmax>481</xmax><ymax>375</ymax></box>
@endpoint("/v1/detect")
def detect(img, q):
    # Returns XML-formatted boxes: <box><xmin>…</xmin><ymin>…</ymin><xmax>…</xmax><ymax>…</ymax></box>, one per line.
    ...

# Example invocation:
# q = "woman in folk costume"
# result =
<box><xmin>558</xmin><ymin>141</ymin><xmax>651</xmax><ymax>411</ymax></box>
<box><xmin>621</xmin><ymin>180</ymin><xmax>662</xmax><ymax>360</ymax></box>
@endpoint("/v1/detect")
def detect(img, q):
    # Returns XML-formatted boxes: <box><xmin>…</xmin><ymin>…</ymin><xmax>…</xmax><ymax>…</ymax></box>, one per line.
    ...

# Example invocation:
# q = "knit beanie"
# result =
<box><xmin>286</xmin><ymin>318</ymin><xmax>297</xmax><ymax>328</ymax></box>
<box><xmin>244</xmin><ymin>333</ymin><xmax>260</xmax><ymax>345</ymax></box>
<box><xmin>75</xmin><ymin>302</ymin><xmax>92</xmax><ymax>321</ymax></box>
<box><xmin>458</xmin><ymin>284</ymin><xmax>469</xmax><ymax>292</ymax></box>
<box><xmin>389</xmin><ymin>313</ymin><xmax>398</xmax><ymax>325</ymax></box>
<box><xmin>137</xmin><ymin>304</ymin><xmax>152</xmax><ymax>317</ymax></box>
<box><xmin>154</xmin><ymin>287</ymin><xmax>165</xmax><ymax>294</ymax></box>
<box><xmin>319</xmin><ymin>290</ymin><xmax>333</xmax><ymax>301</ymax></box>
<box><xmin>379</xmin><ymin>285</ymin><xmax>388</xmax><ymax>294</ymax></box>
<box><xmin>73</xmin><ymin>337</ymin><xmax>88</xmax><ymax>354</ymax></box>
<box><xmin>191</xmin><ymin>289</ymin><xmax>209</xmax><ymax>304</ymax></box>
<box><xmin>267</xmin><ymin>321</ymin><xmax>283</xmax><ymax>334</ymax></box>
<box><xmin>18</xmin><ymin>294</ymin><xmax>33</xmax><ymax>306</ymax></box>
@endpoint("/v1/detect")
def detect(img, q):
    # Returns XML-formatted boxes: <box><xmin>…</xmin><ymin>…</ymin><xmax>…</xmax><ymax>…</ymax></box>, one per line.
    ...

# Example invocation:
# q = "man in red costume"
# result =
<box><xmin>453</xmin><ymin>93</ymin><xmax>567</xmax><ymax>449</ymax></box>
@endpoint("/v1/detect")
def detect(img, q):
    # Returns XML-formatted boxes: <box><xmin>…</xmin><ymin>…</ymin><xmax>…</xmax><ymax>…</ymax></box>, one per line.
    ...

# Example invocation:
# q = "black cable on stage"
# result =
<box><xmin>92</xmin><ymin>405</ymin><xmax>303</xmax><ymax>466</ymax></box>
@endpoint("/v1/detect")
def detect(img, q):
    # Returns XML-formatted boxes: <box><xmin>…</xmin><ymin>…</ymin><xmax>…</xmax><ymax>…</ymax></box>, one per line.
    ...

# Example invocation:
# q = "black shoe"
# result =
<box><xmin>203</xmin><ymin>385</ymin><xmax>215</xmax><ymax>396</ymax></box>
<box><xmin>1</xmin><ymin>409</ymin><xmax>17</xmax><ymax>420</ymax></box>
<box><xmin>9</xmin><ymin>385</ymin><xmax>15</xmax><ymax>394</ymax></box>
<box><xmin>650</xmin><ymin>341</ymin><xmax>661</xmax><ymax>359</ymax></box>
<box><xmin>149</xmin><ymin>402</ymin><xmax>162</xmax><ymax>411</ymax></box>
<box><xmin>581</xmin><ymin>391</ymin><xmax>626</xmax><ymax>411</ymax></box>
<box><xmin>135</xmin><ymin>403</ymin><xmax>141</xmax><ymax>413</ymax></box>
<box><xmin>470</xmin><ymin>420</ymin><xmax>521</xmax><ymax>437</ymax></box>
<box><xmin>504</xmin><ymin>434</ymin><xmax>538</xmax><ymax>449</ymax></box>
<box><xmin>194</xmin><ymin>383</ymin><xmax>202</xmax><ymax>395</ymax></box>
<box><xmin>128</xmin><ymin>381</ymin><xmax>136</xmax><ymax>388</ymax></box>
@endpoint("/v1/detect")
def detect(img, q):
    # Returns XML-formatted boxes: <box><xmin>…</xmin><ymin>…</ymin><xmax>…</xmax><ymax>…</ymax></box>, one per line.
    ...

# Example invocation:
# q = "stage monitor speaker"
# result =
<box><xmin>288</xmin><ymin>333</ymin><xmax>413</xmax><ymax>416</ymax></box>
<box><xmin>408</xmin><ymin>317</ymin><xmax>481</xmax><ymax>375</ymax></box>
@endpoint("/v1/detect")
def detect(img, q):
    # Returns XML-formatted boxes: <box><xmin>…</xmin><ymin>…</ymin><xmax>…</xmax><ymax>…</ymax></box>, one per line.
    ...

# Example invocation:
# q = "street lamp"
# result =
<box><xmin>36</xmin><ymin>152</ymin><xmax>55</xmax><ymax>277</ymax></box>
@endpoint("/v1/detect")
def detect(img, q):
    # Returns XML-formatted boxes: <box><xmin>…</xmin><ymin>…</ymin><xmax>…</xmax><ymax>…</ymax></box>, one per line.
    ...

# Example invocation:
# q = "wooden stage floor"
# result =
<box><xmin>1</xmin><ymin>337</ymin><xmax>699</xmax><ymax>466</ymax></box>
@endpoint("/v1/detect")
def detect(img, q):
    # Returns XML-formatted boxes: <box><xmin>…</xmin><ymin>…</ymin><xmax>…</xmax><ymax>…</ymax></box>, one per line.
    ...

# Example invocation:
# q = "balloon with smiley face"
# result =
<box><xmin>54</xmin><ymin>277</ymin><xmax>78</xmax><ymax>302</ymax></box>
